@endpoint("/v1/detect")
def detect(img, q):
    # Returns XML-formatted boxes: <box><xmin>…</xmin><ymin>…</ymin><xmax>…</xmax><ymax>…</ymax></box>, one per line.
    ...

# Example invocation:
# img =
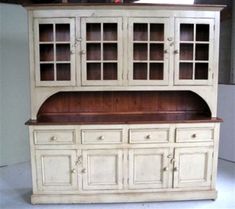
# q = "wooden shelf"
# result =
<box><xmin>31</xmin><ymin>91</ymin><xmax>215</xmax><ymax>124</ymax></box>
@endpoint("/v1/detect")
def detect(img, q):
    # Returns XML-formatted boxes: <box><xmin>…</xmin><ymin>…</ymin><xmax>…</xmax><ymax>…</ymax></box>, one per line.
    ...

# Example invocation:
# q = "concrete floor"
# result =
<box><xmin>0</xmin><ymin>159</ymin><xmax>234</xmax><ymax>209</ymax></box>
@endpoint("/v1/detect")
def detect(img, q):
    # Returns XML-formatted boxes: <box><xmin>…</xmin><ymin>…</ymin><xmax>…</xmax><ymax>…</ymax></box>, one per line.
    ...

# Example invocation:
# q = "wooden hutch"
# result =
<box><xmin>25</xmin><ymin>3</ymin><xmax>224</xmax><ymax>204</ymax></box>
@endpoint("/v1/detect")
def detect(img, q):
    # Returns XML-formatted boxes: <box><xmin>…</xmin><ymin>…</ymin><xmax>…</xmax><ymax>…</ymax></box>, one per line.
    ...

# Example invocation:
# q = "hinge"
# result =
<box><xmin>127</xmin><ymin>155</ymin><xmax>129</xmax><ymax>161</ymax></box>
<box><xmin>122</xmin><ymin>177</ymin><xmax>124</xmax><ymax>184</ymax></box>
<box><xmin>212</xmin><ymin>72</ymin><xmax>214</xmax><ymax>80</ymax></box>
<box><xmin>127</xmin><ymin>178</ymin><xmax>129</xmax><ymax>184</ymax></box>
<box><xmin>213</xmin><ymin>24</ymin><xmax>215</xmax><ymax>31</ymax></box>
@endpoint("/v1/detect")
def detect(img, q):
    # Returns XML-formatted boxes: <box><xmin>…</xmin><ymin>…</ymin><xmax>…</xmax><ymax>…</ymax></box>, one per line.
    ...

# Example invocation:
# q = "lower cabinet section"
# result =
<box><xmin>35</xmin><ymin>150</ymin><xmax>78</xmax><ymax>192</ymax></box>
<box><xmin>82</xmin><ymin>149</ymin><xmax>123</xmax><ymax>191</ymax></box>
<box><xmin>173</xmin><ymin>147</ymin><xmax>213</xmax><ymax>189</ymax></box>
<box><xmin>128</xmin><ymin>148</ymin><xmax>170</xmax><ymax>189</ymax></box>
<box><xmin>29</xmin><ymin>123</ymin><xmax>220</xmax><ymax>203</ymax></box>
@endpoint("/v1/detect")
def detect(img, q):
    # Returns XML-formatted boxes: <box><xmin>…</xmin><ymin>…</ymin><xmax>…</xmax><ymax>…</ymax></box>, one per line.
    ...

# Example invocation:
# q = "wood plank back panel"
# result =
<box><xmin>37</xmin><ymin>91</ymin><xmax>211</xmax><ymax>123</ymax></box>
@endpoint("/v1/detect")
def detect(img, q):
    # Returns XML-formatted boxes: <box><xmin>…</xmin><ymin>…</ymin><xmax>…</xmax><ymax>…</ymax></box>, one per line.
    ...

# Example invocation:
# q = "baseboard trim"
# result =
<box><xmin>31</xmin><ymin>190</ymin><xmax>217</xmax><ymax>204</ymax></box>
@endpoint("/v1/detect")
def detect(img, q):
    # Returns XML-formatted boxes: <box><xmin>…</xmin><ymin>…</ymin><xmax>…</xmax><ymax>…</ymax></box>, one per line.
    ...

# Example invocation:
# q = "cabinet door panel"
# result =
<box><xmin>82</xmin><ymin>149</ymin><xmax>123</xmax><ymax>191</ymax></box>
<box><xmin>129</xmin><ymin>148</ymin><xmax>170</xmax><ymax>189</ymax></box>
<box><xmin>35</xmin><ymin>150</ymin><xmax>78</xmax><ymax>192</ymax></box>
<box><xmin>174</xmin><ymin>18</ymin><xmax>214</xmax><ymax>85</ymax></box>
<box><xmin>128</xmin><ymin>18</ymin><xmax>170</xmax><ymax>85</ymax></box>
<box><xmin>81</xmin><ymin>17</ymin><xmax>122</xmax><ymax>86</ymax></box>
<box><xmin>34</xmin><ymin>18</ymin><xmax>76</xmax><ymax>86</ymax></box>
<box><xmin>173</xmin><ymin>147</ymin><xmax>213</xmax><ymax>188</ymax></box>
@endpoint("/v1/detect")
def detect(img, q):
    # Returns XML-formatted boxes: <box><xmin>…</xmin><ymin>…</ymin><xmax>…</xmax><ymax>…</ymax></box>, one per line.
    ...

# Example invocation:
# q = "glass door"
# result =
<box><xmin>34</xmin><ymin>18</ymin><xmax>76</xmax><ymax>86</ymax></box>
<box><xmin>81</xmin><ymin>17</ymin><xmax>122</xmax><ymax>86</ymax></box>
<box><xmin>128</xmin><ymin>18</ymin><xmax>170</xmax><ymax>85</ymax></box>
<box><xmin>174</xmin><ymin>18</ymin><xmax>214</xmax><ymax>85</ymax></box>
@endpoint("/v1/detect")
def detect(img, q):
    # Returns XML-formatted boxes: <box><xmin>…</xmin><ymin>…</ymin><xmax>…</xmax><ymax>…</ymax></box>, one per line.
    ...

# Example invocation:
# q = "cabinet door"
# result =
<box><xmin>174</xmin><ymin>18</ymin><xmax>214</xmax><ymax>85</ymax></box>
<box><xmin>128</xmin><ymin>18</ymin><xmax>170</xmax><ymax>85</ymax></box>
<box><xmin>128</xmin><ymin>148</ymin><xmax>170</xmax><ymax>189</ymax></box>
<box><xmin>34</xmin><ymin>18</ymin><xmax>76</xmax><ymax>86</ymax></box>
<box><xmin>35</xmin><ymin>150</ymin><xmax>78</xmax><ymax>192</ymax></box>
<box><xmin>173</xmin><ymin>147</ymin><xmax>213</xmax><ymax>188</ymax></box>
<box><xmin>82</xmin><ymin>149</ymin><xmax>123</xmax><ymax>191</ymax></box>
<box><xmin>81</xmin><ymin>17</ymin><xmax>123</xmax><ymax>86</ymax></box>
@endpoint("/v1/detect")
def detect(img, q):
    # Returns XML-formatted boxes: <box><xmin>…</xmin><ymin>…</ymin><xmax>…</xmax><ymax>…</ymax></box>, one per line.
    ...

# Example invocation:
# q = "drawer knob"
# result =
<box><xmin>81</xmin><ymin>168</ymin><xmax>86</xmax><ymax>174</ymax></box>
<box><xmin>146</xmin><ymin>135</ymin><xmax>151</xmax><ymax>140</ymax></box>
<box><xmin>192</xmin><ymin>134</ymin><xmax>197</xmax><ymax>138</ymax></box>
<box><xmin>163</xmin><ymin>167</ymin><xmax>169</xmax><ymax>172</ymax></box>
<box><xmin>50</xmin><ymin>136</ymin><xmax>57</xmax><ymax>141</ymax></box>
<box><xmin>71</xmin><ymin>169</ymin><xmax>76</xmax><ymax>174</ymax></box>
<box><xmin>98</xmin><ymin>136</ymin><xmax>105</xmax><ymax>140</ymax></box>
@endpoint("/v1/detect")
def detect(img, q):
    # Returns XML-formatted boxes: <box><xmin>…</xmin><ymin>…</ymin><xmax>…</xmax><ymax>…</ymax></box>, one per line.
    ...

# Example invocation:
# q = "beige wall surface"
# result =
<box><xmin>0</xmin><ymin>3</ymin><xmax>30</xmax><ymax>166</ymax></box>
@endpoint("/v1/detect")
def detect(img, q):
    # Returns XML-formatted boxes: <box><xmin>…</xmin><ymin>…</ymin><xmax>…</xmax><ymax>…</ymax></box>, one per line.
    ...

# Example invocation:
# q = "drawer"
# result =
<box><xmin>81</xmin><ymin>129</ymin><xmax>123</xmax><ymax>144</ymax></box>
<box><xmin>176</xmin><ymin>128</ymin><xmax>214</xmax><ymax>142</ymax></box>
<box><xmin>129</xmin><ymin>128</ymin><xmax>169</xmax><ymax>143</ymax></box>
<box><xmin>34</xmin><ymin>129</ymin><xmax>75</xmax><ymax>145</ymax></box>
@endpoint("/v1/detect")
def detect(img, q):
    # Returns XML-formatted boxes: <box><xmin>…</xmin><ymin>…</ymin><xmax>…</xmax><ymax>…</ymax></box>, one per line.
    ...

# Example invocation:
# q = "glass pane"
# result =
<box><xmin>87</xmin><ymin>43</ymin><xmax>101</xmax><ymax>60</ymax></box>
<box><xmin>196</xmin><ymin>24</ymin><xmax>209</xmax><ymax>42</ymax></box>
<box><xmin>56</xmin><ymin>44</ymin><xmax>70</xmax><ymax>61</ymax></box>
<box><xmin>39</xmin><ymin>24</ymin><xmax>53</xmax><ymax>42</ymax></box>
<box><xmin>56</xmin><ymin>24</ymin><xmax>70</xmax><ymax>42</ymax></box>
<box><xmin>150</xmin><ymin>63</ymin><xmax>163</xmax><ymax>80</ymax></box>
<box><xmin>87</xmin><ymin>23</ymin><xmax>101</xmax><ymax>41</ymax></box>
<box><xmin>40</xmin><ymin>64</ymin><xmax>54</xmax><ymax>81</ymax></box>
<box><xmin>150</xmin><ymin>24</ymin><xmax>164</xmax><ymax>41</ymax></box>
<box><xmin>40</xmin><ymin>44</ymin><xmax>54</xmax><ymax>61</ymax></box>
<box><xmin>56</xmin><ymin>64</ymin><xmax>70</xmax><ymax>81</ymax></box>
<box><xmin>179</xmin><ymin>63</ymin><xmax>193</xmax><ymax>79</ymax></box>
<box><xmin>103</xmin><ymin>63</ymin><xmax>117</xmax><ymax>80</ymax></box>
<box><xmin>150</xmin><ymin>44</ymin><xmax>164</xmax><ymax>60</ymax></box>
<box><xmin>180</xmin><ymin>44</ymin><xmax>193</xmax><ymax>60</ymax></box>
<box><xmin>103</xmin><ymin>43</ymin><xmax>117</xmax><ymax>60</ymax></box>
<box><xmin>87</xmin><ymin>63</ymin><xmax>101</xmax><ymax>80</ymax></box>
<box><xmin>180</xmin><ymin>24</ymin><xmax>194</xmax><ymax>41</ymax></box>
<box><xmin>195</xmin><ymin>63</ymin><xmax>208</xmax><ymax>80</ymax></box>
<box><xmin>133</xmin><ymin>63</ymin><xmax>147</xmax><ymax>80</ymax></box>
<box><xmin>134</xmin><ymin>23</ymin><xmax>148</xmax><ymax>41</ymax></box>
<box><xmin>134</xmin><ymin>43</ymin><xmax>147</xmax><ymax>60</ymax></box>
<box><xmin>196</xmin><ymin>44</ymin><xmax>209</xmax><ymax>60</ymax></box>
<box><xmin>103</xmin><ymin>23</ymin><xmax>117</xmax><ymax>41</ymax></box>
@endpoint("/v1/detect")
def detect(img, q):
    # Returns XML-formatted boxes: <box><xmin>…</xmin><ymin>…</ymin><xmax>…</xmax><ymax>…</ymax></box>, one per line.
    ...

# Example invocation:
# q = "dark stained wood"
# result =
<box><xmin>134</xmin><ymin>44</ymin><xmax>147</xmax><ymax>60</ymax></box>
<box><xmin>26</xmin><ymin>117</ymin><xmax>223</xmax><ymax>125</ymax></box>
<box><xmin>133</xmin><ymin>63</ymin><xmax>147</xmax><ymax>80</ymax></box>
<box><xmin>103</xmin><ymin>23</ymin><xmax>117</xmax><ymax>41</ymax></box>
<box><xmin>36</xmin><ymin>91</ymin><xmax>212</xmax><ymax>124</ymax></box>
<box><xmin>179</xmin><ymin>63</ymin><xmax>193</xmax><ymax>79</ymax></box>
<box><xmin>180</xmin><ymin>44</ymin><xmax>193</xmax><ymax>61</ymax></box>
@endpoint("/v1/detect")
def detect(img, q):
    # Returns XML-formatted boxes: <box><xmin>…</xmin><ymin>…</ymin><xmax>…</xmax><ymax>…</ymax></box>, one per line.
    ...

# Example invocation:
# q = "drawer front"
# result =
<box><xmin>176</xmin><ymin>128</ymin><xmax>214</xmax><ymax>142</ymax></box>
<box><xmin>81</xmin><ymin>129</ymin><xmax>123</xmax><ymax>144</ymax></box>
<box><xmin>34</xmin><ymin>129</ymin><xmax>75</xmax><ymax>145</ymax></box>
<box><xmin>129</xmin><ymin>128</ymin><xmax>169</xmax><ymax>143</ymax></box>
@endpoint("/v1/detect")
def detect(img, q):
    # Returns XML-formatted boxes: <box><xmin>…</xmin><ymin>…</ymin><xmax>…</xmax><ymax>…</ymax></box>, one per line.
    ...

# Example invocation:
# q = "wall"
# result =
<box><xmin>217</xmin><ymin>85</ymin><xmax>235</xmax><ymax>162</ymax></box>
<box><xmin>0</xmin><ymin>4</ymin><xmax>3</xmax><ymax>164</ymax></box>
<box><xmin>0</xmin><ymin>3</ymin><xmax>30</xmax><ymax>166</ymax></box>
<box><xmin>231</xmin><ymin>1</ymin><xmax>235</xmax><ymax>83</ymax></box>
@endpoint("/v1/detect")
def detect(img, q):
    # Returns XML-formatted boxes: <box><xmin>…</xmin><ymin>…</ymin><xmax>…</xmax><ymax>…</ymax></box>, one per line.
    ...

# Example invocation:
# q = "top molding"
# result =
<box><xmin>24</xmin><ymin>3</ymin><xmax>225</xmax><ymax>11</ymax></box>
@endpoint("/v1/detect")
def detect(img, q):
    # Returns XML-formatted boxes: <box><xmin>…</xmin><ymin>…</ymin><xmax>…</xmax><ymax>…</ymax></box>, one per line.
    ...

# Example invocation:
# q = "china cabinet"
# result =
<box><xmin>25</xmin><ymin>3</ymin><xmax>224</xmax><ymax>204</ymax></box>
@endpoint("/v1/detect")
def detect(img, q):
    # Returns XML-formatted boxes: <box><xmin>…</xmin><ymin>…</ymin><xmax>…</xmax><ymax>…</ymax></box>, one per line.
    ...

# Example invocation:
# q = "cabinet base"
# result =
<box><xmin>31</xmin><ymin>190</ymin><xmax>217</xmax><ymax>204</ymax></box>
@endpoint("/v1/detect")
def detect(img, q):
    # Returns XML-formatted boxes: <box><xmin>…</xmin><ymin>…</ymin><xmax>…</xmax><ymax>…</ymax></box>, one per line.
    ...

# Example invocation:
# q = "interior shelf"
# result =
<box><xmin>32</xmin><ymin>91</ymin><xmax>217</xmax><ymax>124</ymax></box>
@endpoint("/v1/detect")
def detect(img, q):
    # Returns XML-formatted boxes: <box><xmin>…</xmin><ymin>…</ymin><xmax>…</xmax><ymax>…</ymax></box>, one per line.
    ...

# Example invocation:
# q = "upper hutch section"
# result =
<box><xmin>28</xmin><ymin>3</ymin><xmax>223</xmax><ymax>88</ymax></box>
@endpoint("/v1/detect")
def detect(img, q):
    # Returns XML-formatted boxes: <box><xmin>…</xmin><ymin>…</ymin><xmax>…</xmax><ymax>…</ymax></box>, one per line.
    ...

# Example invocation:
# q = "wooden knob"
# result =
<box><xmin>81</xmin><ymin>168</ymin><xmax>86</xmax><ymax>174</ymax></box>
<box><xmin>174</xmin><ymin>49</ymin><xmax>179</xmax><ymax>54</ymax></box>
<box><xmin>50</xmin><ymin>136</ymin><xmax>57</xmax><ymax>141</ymax></box>
<box><xmin>71</xmin><ymin>169</ymin><xmax>76</xmax><ymax>174</ymax></box>
<box><xmin>167</xmin><ymin>37</ymin><xmax>173</xmax><ymax>41</ymax></box>
<box><xmin>98</xmin><ymin>136</ymin><xmax>105</xmax><ymax>140</ymax></box>
<box><xmin>163</xmin><ymin>167</ymin><xmax>169</xmax><ymax>172</ymax></box>
<box><xmin>192</xmin><ymin>134</ymin><xmax>197</xmax><ymax>138</ymax></box>
<box><xmin>146</xmin><ymin>135</ymin><xmax>151</xmax><ymax>139</ymax></box>
<box><xmin>173</xmin><ymin>167</ymin><xmax>178</xmax><ymax>172</ymax></box>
